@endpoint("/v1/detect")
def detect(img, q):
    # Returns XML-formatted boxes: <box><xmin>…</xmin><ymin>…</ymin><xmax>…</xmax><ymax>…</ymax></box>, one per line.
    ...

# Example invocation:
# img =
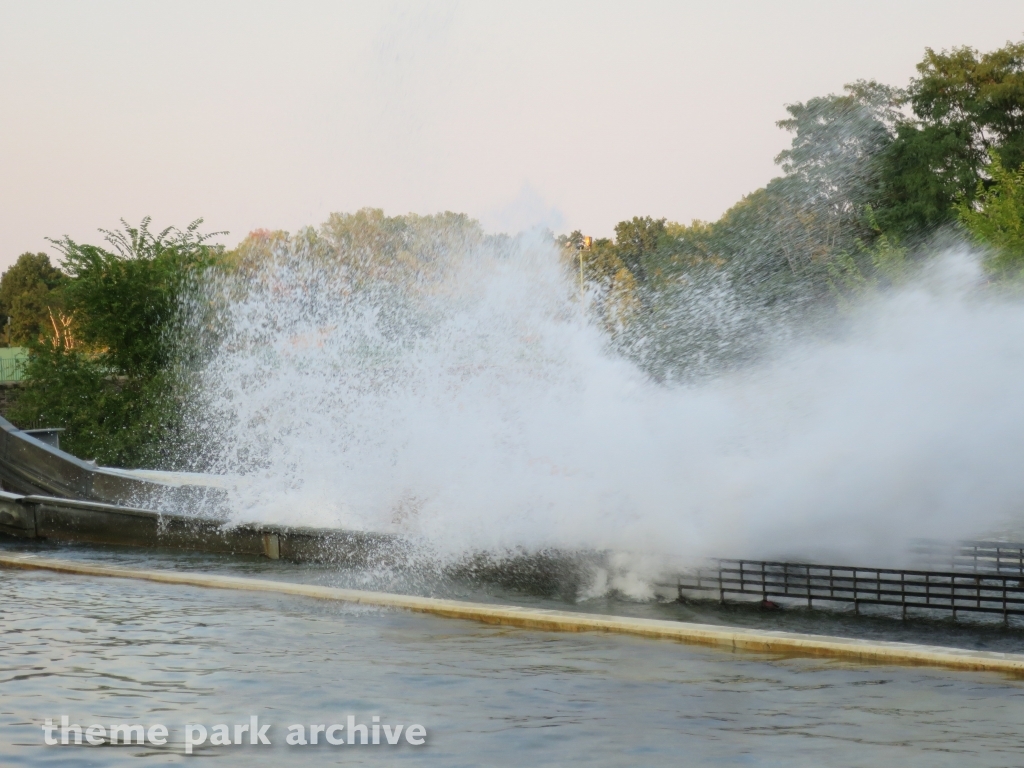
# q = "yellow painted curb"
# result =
<box><xmin>4</xmin><ymin>552</ymin><xmax>1024</xmax><ymax>677</ymax></box>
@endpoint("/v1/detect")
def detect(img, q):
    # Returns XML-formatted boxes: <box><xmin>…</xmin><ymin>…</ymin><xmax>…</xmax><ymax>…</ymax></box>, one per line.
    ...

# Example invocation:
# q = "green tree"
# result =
<box><xmin>776</xmin><ymin>80</ymin><xmax>901</xmax><ymax>218</ymax></box>
<box><xmin>558</xmin><ymin>231</ymin><xmax>640</xmax><ymax>331</ymax></box>
<box><xmin>827</xmin><ymin>207</ymin><xmax>910</xmax><ymax>296</ymax></box>
<box><xmin>227</xmin><ymin>208</ymin><xmax>487</xmax><ymax>295</ymax></box>
<box><xmin>613</xmin><ymin>216</ymin><xmax>667</xmax><ymax>284</ymax></box>
<box><xmin>53</xmin><ymin>218</ymin><xmax>222</xmax><ymax>375</ymax></box>
<box><xmin>0</xmin><ymin>252</ymin><xmax>65</xmax><ymax>346</ymax></box>
<box><xmin>957</xmin><ymin>150</ymin><xmax>1024</xmax><ymax>277</ymax></box>
<box><xmin>11</xmin><ymin>218</ymin><xmax>223</xmax><ymax>467</ymax></box>
<box><xmin>877</xmin><ymin>39</ymin><xmax>1024</xmax><ymax>236</ymax></box>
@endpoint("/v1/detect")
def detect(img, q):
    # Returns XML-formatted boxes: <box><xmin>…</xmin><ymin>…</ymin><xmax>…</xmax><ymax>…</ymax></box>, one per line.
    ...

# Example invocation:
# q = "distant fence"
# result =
<box><xmin>0</xmin><ymin>349</ymin><xmax>27</xmax><ymax>383</ymax></box>
<box><xmin>676</xmin><ymin>549</ymin><xmax>1024</xmax><ymax>624</ymax></box>
<box><xmin>910</xmin><ymin>539</ymin><xmax>1024</xmax><ymax>575</ymax></box>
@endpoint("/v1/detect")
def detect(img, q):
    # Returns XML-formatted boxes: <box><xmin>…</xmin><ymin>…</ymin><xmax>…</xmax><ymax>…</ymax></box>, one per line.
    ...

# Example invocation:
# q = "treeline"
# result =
<box><xmin>0</xmin><ymin>211</ymin><xmax>493</xmax><ymax>467</ymax></box>
<box><xmin>0</xmin><ymin>220</ymin><xmax>221</xmax><ymax>466</ymax></box>
<box><xmin>560</xmin><ymin>39</ymin><xmax>1024</xmax><ymax>375</ymax></box>
<box><xmin>1</xmin><ymin>38</ymin><xmax>1022</xmax><ymax>467</ymax></box>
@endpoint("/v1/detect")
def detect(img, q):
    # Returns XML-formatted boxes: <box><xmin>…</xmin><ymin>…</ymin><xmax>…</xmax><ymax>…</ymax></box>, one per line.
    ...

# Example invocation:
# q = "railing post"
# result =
<box><xmin>718</xmin><ymin>562</ymin><xmax>724</xmax><ymax>605</ymax></box>
<box><xmin>901</xmin><ymin>572</ymin><xmax>906</xmax><ymax>620</ymax></box>
<box><xmin>761</xmin><ymin>562</ymin><xmax>767</xmax><ymax>602</ymax></box>
<box><xmin>807</xmin><ymin>565</ymin><xmax>812</xmax><ymax>609</ymax></box>
<box><xmin>951</xmin><ymin>575</ymin><xmax>957</xmax><ymax>622</ymax></box>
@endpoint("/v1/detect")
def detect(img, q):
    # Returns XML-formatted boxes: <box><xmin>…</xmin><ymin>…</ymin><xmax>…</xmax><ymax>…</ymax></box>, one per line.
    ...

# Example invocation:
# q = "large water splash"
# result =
<box><xmin>184</xmin><ymin>224</ymin><xmax>1024</xmax><ymax>588</ymax></box>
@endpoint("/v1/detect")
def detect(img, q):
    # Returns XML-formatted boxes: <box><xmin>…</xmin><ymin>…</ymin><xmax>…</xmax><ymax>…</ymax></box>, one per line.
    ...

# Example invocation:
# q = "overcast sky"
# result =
<box><xmin>1</xmin><ymin>1</ymin><xmax>1022</xmax><ymax>268</ymax></box>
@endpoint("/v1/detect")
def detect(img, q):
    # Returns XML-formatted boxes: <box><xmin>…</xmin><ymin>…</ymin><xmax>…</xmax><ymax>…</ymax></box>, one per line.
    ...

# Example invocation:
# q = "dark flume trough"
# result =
<box><xmin>0</xmin><ymin>416</ymin><xmax>399</xmax><ymax>566</ymax></box>
<box><xmin>0</xmin><ymin>416</ymin><xmax>592</xmax><ymax>597</ymax></box>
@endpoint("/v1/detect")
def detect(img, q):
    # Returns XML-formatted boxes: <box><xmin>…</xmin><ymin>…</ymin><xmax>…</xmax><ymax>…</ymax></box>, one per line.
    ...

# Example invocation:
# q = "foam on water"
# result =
<box><xmin>183</xmin><ymin>230</ymin><xmax>1024</xmax><ymax>589</ymax></box>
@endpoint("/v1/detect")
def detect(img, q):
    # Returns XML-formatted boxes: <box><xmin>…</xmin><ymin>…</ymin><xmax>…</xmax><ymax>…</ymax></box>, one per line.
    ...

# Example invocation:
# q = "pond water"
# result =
<box><xmin>4</xmin><ymin>544</ymin><xmax>1024</xmax><ymax>766</ymax></box>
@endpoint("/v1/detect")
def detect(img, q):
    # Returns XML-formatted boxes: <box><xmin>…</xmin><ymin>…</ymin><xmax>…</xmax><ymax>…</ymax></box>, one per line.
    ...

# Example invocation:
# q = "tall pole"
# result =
<box><xmin>579</xmin><ymin>235</ymin><xmax>591</xmax><ymax>304</ymax></box>
<box><xmin>579</xmin><ymin>248</ymin><xmax>585</xmax><ymax>300</ymax></box>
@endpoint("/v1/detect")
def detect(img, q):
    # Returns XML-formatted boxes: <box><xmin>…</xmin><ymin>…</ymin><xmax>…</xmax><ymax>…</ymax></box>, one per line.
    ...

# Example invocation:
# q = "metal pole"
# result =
<box><xmin>579</xmin><ymin>248</ymin><xmax>584</xmax><ymax>299</ymax></box>
<box><xmin>901</xmin><ymin>572</ymin><xmax>907</xmax><ymax>620</ymax></box>
<box><xmin>807</xmin><ymin>565</ymin><xmax>812</xmax><ymax>609</ymax></box>
<box><xmin>854</xmin><ymin>569</ymin><xmax>859</xmax><ymax>615</ymax></box>
<box><xmin>952</xmin><ymin>575</ymin><xmax>957</xmax><ymax>622</ymax></box>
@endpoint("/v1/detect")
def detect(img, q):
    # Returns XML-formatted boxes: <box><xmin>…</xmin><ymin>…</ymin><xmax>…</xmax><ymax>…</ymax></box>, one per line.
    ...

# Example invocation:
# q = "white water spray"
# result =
<box><xmin>186</xmin><ymin>226</ymin><xmax>1024</xmax><ymax>586</ymax></box>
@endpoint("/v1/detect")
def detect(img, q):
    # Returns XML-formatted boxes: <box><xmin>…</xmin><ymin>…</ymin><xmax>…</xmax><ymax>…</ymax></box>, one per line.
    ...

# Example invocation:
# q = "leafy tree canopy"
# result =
<box><xmin>50</xmin><ymin>217</ymin><xmax>222</xmax><ymax>375</ymax></box>
<box><xmin>957</xmin><ymin>150</ymin><xmax>1024</xmax><ymax>276</ymax></box>
<box><xmin>776</xmin><ymin>81</ymin><xmax>901</xmax><ymax>219</ymax></box>
<box><xmin>878</xmin><ymin>39</ymin><xmax>1024</xmax><ymax>236</ymax></box>
<box><xmin>613</xmin><ymin>216</ymin><xmax>666</xmax><ymax>284</ymax></box>
<box><xmin>0</xmin><ymin>252</ymin><xmax>65</xmax><ymax>346</ymax></box>
<box><xmin>227</xmin><ymin>208</ymin><xmax>486</xmax><ymax>294</ymax></box>
<box><xmin>10</xmin><ymin>218</ymin><xmax>224</xmax><ymax>467</ymax></box>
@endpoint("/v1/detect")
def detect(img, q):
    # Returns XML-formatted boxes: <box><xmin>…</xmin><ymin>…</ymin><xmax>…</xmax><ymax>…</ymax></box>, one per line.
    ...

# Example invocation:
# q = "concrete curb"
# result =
<box><xmin>4</xmin><ymin>552</ymin><xmax>1024</xmax><ymax>677</ymax></box>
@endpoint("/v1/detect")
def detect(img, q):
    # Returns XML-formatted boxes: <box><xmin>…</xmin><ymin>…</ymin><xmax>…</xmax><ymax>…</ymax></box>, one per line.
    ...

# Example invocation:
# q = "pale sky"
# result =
<box><xmin>1</xmin><ymin>1</ymin><xmax>1022</xmax><ymax>268</ymax></box>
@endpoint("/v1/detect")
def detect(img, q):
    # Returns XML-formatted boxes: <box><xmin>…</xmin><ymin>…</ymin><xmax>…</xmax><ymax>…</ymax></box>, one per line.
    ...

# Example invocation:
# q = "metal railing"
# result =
<box><xmin>677</xmin><ymin>556</ymin><xmax>1024</xmax><ymax>624</ymax></box>
<box><xmin>910</xmin><ymin>539</ymin><xmax>1024</xmax><ymax>575</ymax></box>
<box><xmin>0</xmin><ymin>356</ymin><xmax>25</xmax><ymax>382</ymax></box>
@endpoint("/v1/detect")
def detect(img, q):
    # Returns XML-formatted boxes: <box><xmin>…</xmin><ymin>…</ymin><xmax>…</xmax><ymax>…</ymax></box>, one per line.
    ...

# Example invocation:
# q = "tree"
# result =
<box><xmin>0</xmin><ymin>252</ymin><xmax>65</xmax><ymax>346</ymax></box>
<box><xmin>53</xmin><ymin>218</ymin><xmax>222</xmax><ymax>375</ymax></box>
<box><xmin>227</xmin><ymin>208</ymin><xmax>487</xmax><ymax>294</ymax></box>
<box><xmin>877</xmin><ymin>39</ymin><xmax>1024</xmax><ymax>236</ymax></box>
<box><xmin>826</xmin><ymin>206</ymin><xmax>910</xmax><ymax>297</ymax></box>
<box><xmin>11</xmin><ymin>218</ymin><xmax>223</xmax><ymax>467</ymax></box>
<box><xmin>776</xmin><ymin>81</ymin><xmax>901</xmax><ymax>226</ymax></box>
<box><xmin>957</xmin><ymin>150</ymin><xmax>1024</xmax><ymax>277</ymax></box>
<box><xmin>613</xmin><ymin>216</ymin><xmax>667</xmax><ymax>284</ymax></box>
<box><xmin>558</xmin><ymin>231</ymin><xmax>640</xmax><ymax>331</ymax></box>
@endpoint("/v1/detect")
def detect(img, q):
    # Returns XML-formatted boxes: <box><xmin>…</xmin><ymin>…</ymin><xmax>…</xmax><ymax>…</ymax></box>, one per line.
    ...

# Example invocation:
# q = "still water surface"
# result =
<box><xmin>3</xmin><ymin>544</ymin><xmax>1024</xmax><ymax>766</ymax></box>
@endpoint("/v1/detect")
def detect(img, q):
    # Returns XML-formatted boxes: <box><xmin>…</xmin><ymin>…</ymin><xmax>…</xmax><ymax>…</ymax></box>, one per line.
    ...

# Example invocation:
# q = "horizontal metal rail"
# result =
<box><xmin>911</xmin><ymin>540</ymin><xmax>1024</xmax><ymax>575</ymax></box>
<box><xmin>678</xmin><ymin>558</ymin><xmax>1024</xmax><ymax>624</ymax></box>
